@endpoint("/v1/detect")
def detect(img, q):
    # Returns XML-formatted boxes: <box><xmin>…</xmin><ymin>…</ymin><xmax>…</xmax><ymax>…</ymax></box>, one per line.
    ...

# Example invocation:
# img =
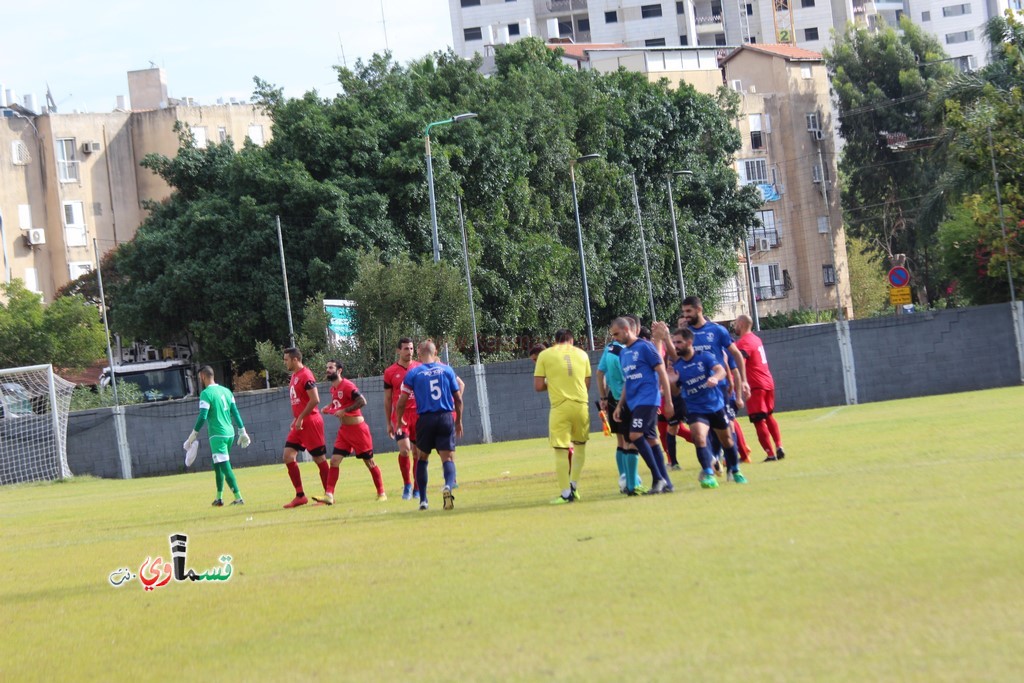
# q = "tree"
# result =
<box><xmin>825</xmin><ymin>18</ymin><xmax>955</xmax><ymax>304</ymax></box>
<box><xmin>0</xmin><ymin>280</ymin><xmax>107</xmax><ymax>369</ymax></box>
<box><xmin>845</xmin><ymin>236</ymin><xmax>890</xmax><ymax>317</ymax></box>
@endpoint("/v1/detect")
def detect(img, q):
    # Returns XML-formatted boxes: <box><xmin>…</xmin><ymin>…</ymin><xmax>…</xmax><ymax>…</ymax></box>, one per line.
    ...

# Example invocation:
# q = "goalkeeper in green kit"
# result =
<box><xmin>184</xmin><ymin>366</ymin><xmax>251</xmax><ymax>506</ymax></box>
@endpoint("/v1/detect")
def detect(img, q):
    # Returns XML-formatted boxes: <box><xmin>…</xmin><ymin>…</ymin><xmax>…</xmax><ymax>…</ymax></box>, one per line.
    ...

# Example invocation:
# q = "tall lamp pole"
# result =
<box><xmin>665</xmin><ymin>170</ymin><xmax>693</xmax><ymax>304</ymax></box>
<box><xmin>570</xmin><ymin>153</ymin><xmax>601</xmax><ymax>351</ymax></box>
<box><xmin>630</xmin><ymin>172</ymin><xmax>657</xmax><ymax>322</ymax></box>
<box><xmin>423</xmin><ymin>112</ymin><xmax>477</xmax><ymax>362</ymax></box>
<box><xmin>456</xmin><ymin>195</ymin><xmax>482</xmax><ymax>365</ymax></box>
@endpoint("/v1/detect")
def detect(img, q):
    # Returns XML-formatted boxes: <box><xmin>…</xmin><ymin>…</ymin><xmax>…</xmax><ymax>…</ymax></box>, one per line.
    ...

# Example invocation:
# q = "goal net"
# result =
<box><xmin>0</xmin><ymin>365</ymin><xmax>75</xmax><ymax>485</ymax></box>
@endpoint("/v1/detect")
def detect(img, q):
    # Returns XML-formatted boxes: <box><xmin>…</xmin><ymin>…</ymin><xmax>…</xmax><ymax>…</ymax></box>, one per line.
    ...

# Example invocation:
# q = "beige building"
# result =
<box><xmin>0</xmin><ymin>68</ymin><xmax>273</xmax><ymax>301</ymax></box>
<box><xmin>719</xmin><ymin>43</ymin><xmax>852</xmax><ymax>321</ymax></box>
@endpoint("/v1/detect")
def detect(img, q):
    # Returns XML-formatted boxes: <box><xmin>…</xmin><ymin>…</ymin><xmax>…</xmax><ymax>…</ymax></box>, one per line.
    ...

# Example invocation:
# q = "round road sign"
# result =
<box><xmin>888</xmin><ymin>266</ymin><xmax>910</xmax><ymax>288</ymax></box>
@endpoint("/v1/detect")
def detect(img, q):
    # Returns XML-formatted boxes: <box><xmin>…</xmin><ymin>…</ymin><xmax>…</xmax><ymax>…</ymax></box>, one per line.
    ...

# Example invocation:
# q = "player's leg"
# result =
<box><xmin>646</xmin><ymin>430</ymin><xmax>673</xmax><ymax>493</ymax></box>
<box><xmin>212</xmin><ymin>461</ymin><xmax>226</xmax><ymax>505</ymax></box>
<box><xmin>407</xmin><ymin>413</ymin><xmax>421</xmax><ymax>499</ymax></box>
<box><xmin>221</xmin><ymin>460</ymin><xmax>243</xmax><ymax>503</ymax></box>
<box><xmin>764</xmin><ymin>391</ymin><xmax>784</xmax><ymax>458</ymax></box>
<box><xmin>395</xmin><ymin>412</ymin><xmax>414</xmax><ymax>498</ymax></box>
<box><xmin>630</xmin><ymin>407</ymin><xmax>665</xmax><ymax>492</ymax></box>
<box><xmin>549</xmin><ymin>404</ymin><xmax>574</xmax><ymax>504</ymax></box>
<box><xmin>567</xmin><ymin>401</ymin><xmax>589</xmax><ymax>501</ymax></box>
<box><xmin>304</xmin><ymin>414</ymin><xmax>329</xmax><ymax>491</ymax></box>
<box><xmin>362</xmin><ymin>455</ymin><xmax>386</xmax><ymax>500</ymax></box>
<box><xmin>688</xmin><ymin>419</ymin><xmax>718</xmax><ymax>489</ymax></box>
<box><xmin>414</xmin><ymin>414</ymin><xmax>435</xmax><ymax>509</ymax></box>
<box><xmin>437</xmin><ymin>413</ymin><xmax>457</xmax><ymax>510</ymax></box>
<box><xmin>282</xmin><ymin>438</ymin><xmax>308</xmax><ymax>508</ymax></box>
<box><xmin>314</xmin><ymin>448</ymin><xmax>345</xmax><ymax>505</ymax></box>
<box><xmin>714</xmin><ymin>412</ymin><xmax>745</xmax><ymax>483</ymax></box>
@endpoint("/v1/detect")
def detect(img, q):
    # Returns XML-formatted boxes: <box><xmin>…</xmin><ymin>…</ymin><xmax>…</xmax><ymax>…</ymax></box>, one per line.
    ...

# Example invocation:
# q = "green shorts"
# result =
<box><xmin>209</xmin><ymin>435</ymin><xmax>233</xmax><ymax>464</ymax></box>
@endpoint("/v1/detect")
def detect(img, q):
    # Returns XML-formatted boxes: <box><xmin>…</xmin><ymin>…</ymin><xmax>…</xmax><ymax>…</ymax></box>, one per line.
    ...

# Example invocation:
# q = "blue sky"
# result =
<box><xmin>0</xmin><ymin>0</ymin><xmax>454</xmax><ymax>113</ymax></box>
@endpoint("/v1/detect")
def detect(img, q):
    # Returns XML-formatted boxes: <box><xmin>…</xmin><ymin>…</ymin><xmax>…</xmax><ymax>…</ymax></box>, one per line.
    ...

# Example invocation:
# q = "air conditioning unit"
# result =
<box><xmin>26</xmin><ymin>228</ymin><xmax>46</xmax><ymax>246</ymax></box>
<box><xmin>756</xmin><ymin>237</ymin><xmax>771</xmax><ymax>251</ymax></box>
<box><xmin>813</xmin><ymin>129</ymin><xmax>825</xmax><ymax>141</ymax></box>
<box><xmin>81</xmin><ymin>141</ymin><xmax>101</xmax><ymax>154</ymax></box>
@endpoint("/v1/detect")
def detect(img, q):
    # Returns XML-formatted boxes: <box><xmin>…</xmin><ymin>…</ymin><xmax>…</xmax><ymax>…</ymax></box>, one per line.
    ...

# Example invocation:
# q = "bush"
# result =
<box><xmin>70</xmin><ymin>382</ymin><xmax>145</xmax><ymax>411</ymax></box>
<box><xmin>758</xmin><ymin>308</ymin><xmax>837</xmax><ymax>330</ymax></box>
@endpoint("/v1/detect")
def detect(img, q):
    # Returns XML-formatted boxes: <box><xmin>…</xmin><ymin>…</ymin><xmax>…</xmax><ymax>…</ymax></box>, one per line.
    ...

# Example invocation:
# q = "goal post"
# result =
<box><xmin>0</xmin><ymin>364</ymin><xmax>75</xmax><ymax>485</ymax></box>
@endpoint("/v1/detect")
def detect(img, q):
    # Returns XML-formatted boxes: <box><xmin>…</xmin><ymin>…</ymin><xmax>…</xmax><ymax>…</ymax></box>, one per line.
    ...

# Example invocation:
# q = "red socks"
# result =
<box><xmin>733</xmin><ymin>420</ymin><xmax>751</xmax><ymax>458</ymax></box>
<box><xmin>370</xmin><ymin>465</ymin><xmax>384</xmax><ymax>495</ymax></box>
<box><xmin>286</xmin><ymin>461</ymin><xmax>303</xmax><ymax>493</ymax></box>
<box><xmin>755</xmin><ymin>420</ymin><xmax>774</xmax><ymax>456</ymax></box>
<box><xmin>326</xmin><ymin>465</ymin><xmax>340</xmax><ymax>495</ymax></box>
<box><xmin>317</xmin><ymin>460</ymin><xmax>329</xmax><ymax>490</ymax></box>
<box><xmin>398</xmin><ymin>454</ymin><xmax>412</xmax><ymax>485</ymax></box>
<box><xmin>766</xmin><ymin>415</ymin><xmax>783</xmax><ymax>449</ymax></box>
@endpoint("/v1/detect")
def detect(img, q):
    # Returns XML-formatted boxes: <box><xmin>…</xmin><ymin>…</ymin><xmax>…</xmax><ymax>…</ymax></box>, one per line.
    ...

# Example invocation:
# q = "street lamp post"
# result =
<box><xmin>424</xmin><ymin>113</ymin><xmax>478</xmax><ymax>264</ymax></box>
<box><xmin>423</xmin><ymin>112</ymin><xmax>477</xmax><ymax>363</ymax></box>
<box><xmin>630</xmin><ymin>172</ymin><xmax>657</xmax><ymax>322</ymax></box>
<box><xmin>570</xmin><ymin>153</ymin><xmax>601</xmax><ymax>351</ymax></box>
<box><xmin>665</xmin><ymin>170</ymin><xmax>693</xmax><ymax>304</ymax></box>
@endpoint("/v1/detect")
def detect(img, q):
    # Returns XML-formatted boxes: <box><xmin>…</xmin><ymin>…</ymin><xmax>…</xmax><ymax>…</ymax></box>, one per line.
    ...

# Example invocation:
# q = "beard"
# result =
<box><xmin>326</xmin><ymin>372</ymin><xmax>339</xmax><ymax>382</ymax></box>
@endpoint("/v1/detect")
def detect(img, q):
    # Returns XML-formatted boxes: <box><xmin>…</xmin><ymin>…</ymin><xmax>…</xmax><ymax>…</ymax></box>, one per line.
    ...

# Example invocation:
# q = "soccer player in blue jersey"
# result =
<box><xmin>395</xmin><ymin>340</ymin><xmax>463</xmax><ymax>511</ymax></box>
<box><xmin>597</xmin><ymin>334</ymin><xmax>644</xmax><ymax>494</ymax></box>
<box><xmin>611</xmin><ymin>317</ymin><xmax>675</xmax><ymax>495</ymax></box>
<box><xmin>671</xmin><ymin>327</ymin><xmax>747</xmax><ymax>488</ymax></box>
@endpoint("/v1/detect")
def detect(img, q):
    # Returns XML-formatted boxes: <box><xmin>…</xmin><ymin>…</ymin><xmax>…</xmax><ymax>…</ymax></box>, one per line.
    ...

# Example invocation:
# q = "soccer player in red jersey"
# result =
<box><xmin>281</xmin><ymin>347</ymin><xmax>329</xmax><ymax>508</ymax></box>
<box><xmin>313</xmin><ymin>360</ymin><xmax>386</xmax><ymax>505</ymax></box>
<box><xmin>733</xmin><ymin>314</ymin><xmax>785</xmax><ymax>462</ymax></box>
<box><xmin>383</xmin><ymin>338</ymin><xmax>421</xmax><ymax>500</ymax></box>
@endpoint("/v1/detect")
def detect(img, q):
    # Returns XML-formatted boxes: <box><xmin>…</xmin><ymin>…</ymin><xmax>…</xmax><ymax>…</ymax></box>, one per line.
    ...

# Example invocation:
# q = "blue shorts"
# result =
<box><xmin>668</xmin><ymin>394</ymin><xmax>687</xmax><ymax>426</ymax></box>
<box><xmin>688</xmin><ymin>409</ymin><xmax>731</xmax><ymax>431</ymax></box>
<box><xmin>628</xmin><ymin>405</ymin><xmax>659</xmax><ymax>441</ymax></box>
<box><xmin>415</xmin><ymin>411</ymin><xmax>456</xmax><ymax>456</ymax></box>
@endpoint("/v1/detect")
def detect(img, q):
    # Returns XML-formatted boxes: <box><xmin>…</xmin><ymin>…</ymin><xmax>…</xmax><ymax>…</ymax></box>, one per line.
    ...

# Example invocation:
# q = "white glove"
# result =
<box><xmin>183</xmin><ymin>430</ymin><xmax>199</xmax><ymax>449</ymax></box>
<box><xmin>237</xmin><ymin>428</ymin><xmax>251</xmax><ymax>449</ymax></box>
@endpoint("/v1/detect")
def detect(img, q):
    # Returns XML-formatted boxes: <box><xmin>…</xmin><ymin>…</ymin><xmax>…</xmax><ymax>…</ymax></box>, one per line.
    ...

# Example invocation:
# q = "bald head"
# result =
<box><xmin>734</xmin><ymin>314</ymin><xmax>753</xmax><ymax>336</ymax></box>
<box><xmin>418</xmin><ymin>340</ymin><xmax>438</xmax><ymax>362</ymax></box>
<box><xmin>610</xmin><ymin>317</ymin><xmax>637</xmax><ymax>345</ymax></box>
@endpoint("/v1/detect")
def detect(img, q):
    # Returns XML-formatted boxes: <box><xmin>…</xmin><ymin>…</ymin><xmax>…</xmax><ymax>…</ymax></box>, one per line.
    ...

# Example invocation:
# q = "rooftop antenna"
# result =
<box><xmin>338</xmin><ymin>33</ymin><xmax>347</xmax><ymax>68</ymax></box>
<box><xmin>380</xmin><ymin>0</ymin><xmax>390</xmax><ymax>52</ymax></box>
<box><xmin>45</xmin><ymin>83</ymin><xmax>57</xmax><ymax>113</ymax></box>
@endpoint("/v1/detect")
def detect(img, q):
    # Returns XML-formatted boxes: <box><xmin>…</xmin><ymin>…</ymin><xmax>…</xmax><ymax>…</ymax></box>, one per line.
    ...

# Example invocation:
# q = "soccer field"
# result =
<box><xmin>2</xmin><ymin>387</ymin><xmax>1023</xmax><ymax>682</ymax></box>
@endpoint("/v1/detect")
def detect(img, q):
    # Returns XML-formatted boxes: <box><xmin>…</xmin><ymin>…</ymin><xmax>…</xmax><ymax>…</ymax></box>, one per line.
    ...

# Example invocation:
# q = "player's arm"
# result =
<box><xmin>395</xmin><ymin>387</ymin><xmax>410</xmax><ymax>424</ymax></box>
<box><xmin>614</xmin><ymin>382</ymin><xmax>627</xmax><ymax>421</ymax></box>
<box><xmin>727</xmin><ymin>342</ymin><xmax>750</xmax><ymax>399</ymax></box>
<box><xmin>705</xmin><ymin>362</ymin><xmax>727</xmax><ymax>388</ymax></box>
<box><xmin>228</xmin><ymin>399</ymin><xmax>251</xmax><ymax>448</ymax></box>
<box><xmin>383</xmin><ymin>382</ymin><xmax>394</xmax><ymax>437</ymax></box>
<box><xmin>453</xmin><ymin>388</ymin><xmax>464</xmax><ymax>438</ymax></box>
<box><xmin>533</xmin><ymin>354</ymin><xmax>547</xmax><ymax>392</ymax></box>
<box><xmin>654</xmin><ymin>363</ymin><xmax>674</xmax><ymax>420</ymax></box>
<box><xmin>341</xmin><ymin>393</ymin><xmax>367</xmax><ymax>413</ymax></box>
<box><xmin>652</xmin><ymin>322</ymin><xmax>677</xmax><ymax>361</ymax></box>
<box><xmin>185</xmin><ymin>402</ymin><xmax>208</xmax><ymax>446</ymax></box>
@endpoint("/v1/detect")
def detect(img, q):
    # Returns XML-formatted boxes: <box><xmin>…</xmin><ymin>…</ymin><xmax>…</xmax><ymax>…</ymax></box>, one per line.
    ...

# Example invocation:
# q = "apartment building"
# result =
<box><xmin>719</xmin><ymin>43</ymin><xmax>852</xmax><ymax>320</ymax></box>
<box><xmin>0</xmin><ymin>68</ymin><xmax>272</xmax><ymax>302</ymax></box>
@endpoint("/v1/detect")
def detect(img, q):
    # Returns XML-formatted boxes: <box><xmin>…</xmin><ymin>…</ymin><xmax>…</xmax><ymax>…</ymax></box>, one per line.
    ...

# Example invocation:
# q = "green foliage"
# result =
<box><xmin>846</xmin><ymin>236</ymin><xmax>890</xmax><ymax>318</ymax></box>
<box><xmin>0</xmin><ymin>280</ymin><xmax>107</xmax><ymax>370</ymax></box>
<box><xmin>69</xmin><ymin>382</ymin><xmax>145</xmax><ymax>411</ymax></box>
<box><xmin>758</xmin><ymin>308</ymin><xmax>837</xmax><ymax>330</ymax></box>
<box><xmin>825</xmin><ymin>19</ymin><xmax>954</xmax><ymax>303</ymax></box>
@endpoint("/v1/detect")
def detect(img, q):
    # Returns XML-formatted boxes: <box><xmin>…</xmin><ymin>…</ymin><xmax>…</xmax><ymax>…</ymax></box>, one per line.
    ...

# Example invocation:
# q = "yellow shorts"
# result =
<box><xmin>548</xmin><ymin>401</ymin><xmax>590</xmax><ymax>450</ymax></box>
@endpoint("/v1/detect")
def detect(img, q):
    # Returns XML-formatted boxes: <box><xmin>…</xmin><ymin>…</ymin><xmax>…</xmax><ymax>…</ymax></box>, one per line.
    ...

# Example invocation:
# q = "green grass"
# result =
<box><xmin>3</xmin><ymin>387</ymin><xmax>1024</xmax><ymax>682</ymax></box>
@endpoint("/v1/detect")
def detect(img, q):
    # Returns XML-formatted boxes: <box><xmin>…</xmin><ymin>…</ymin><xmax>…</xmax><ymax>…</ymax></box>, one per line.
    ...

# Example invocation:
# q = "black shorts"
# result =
<box><xmin>332</xmin><ymin>447</ymin><xmax>373</xmax><ymax>460</ymax></box>
<box><xmin>608</xmin><ymin>398</ymin><xmax>631</xmax><ymax>436</ymax></box>
<box><xmin>667</xmin><ymin>394</ymin><xmax>687</xmax><ymax>426</ymax></box>
<box><xmin>688</xmin><ymin>409</ymin><xmax>731</xmax><ymax>431</ymax></box>
<box><xmin>415</xmin><ymin>411</ymin><xmax>456</xmax><ymax>456</ymax></box>
<box><xmin>628</xmin><ymin>405</ymin><xmax>659</xmax><ymax>441</ymax></box>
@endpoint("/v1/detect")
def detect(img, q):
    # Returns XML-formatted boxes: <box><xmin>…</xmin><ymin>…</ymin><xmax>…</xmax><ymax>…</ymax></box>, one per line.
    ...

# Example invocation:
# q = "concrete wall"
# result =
<box><xmin>60</xmin><ymin>303</ymin><xmax>1024</xmax><ymax>479</ymax></box>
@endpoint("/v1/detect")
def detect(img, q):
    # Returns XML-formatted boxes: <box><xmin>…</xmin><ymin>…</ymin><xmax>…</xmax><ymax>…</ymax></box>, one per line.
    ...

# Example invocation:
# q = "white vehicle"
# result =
<box><xmin>99</xmin><ymin>360</ymin><xmax>196</xmax><ymax>402</ymax></box>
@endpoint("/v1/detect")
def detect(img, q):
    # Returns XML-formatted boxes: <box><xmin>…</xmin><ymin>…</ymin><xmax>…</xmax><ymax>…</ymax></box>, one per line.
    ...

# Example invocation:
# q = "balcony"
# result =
<box><xmin>695</xmin><ymin>15</ymin><xmax>724</xmax><ymax>33</ymax></box>
<box><xmin>547</xmin><ymin>0</ymin><xmax>588</xmax><ymax>11</ymax></box>
<box><xmin>753</xmin><ymin>284</ymin><xmax>788</xmax><ymax>301</ymax></box>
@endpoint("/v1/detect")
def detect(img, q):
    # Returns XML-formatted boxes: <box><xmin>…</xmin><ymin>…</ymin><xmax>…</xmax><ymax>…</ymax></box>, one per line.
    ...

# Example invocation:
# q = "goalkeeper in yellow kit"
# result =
<box><xmin>533</xmin><ymin>329</ymin><xmax>592</xmax><ymax>504</ymax></box>
<box><xmin>184</xmin><ymin>366</ymin><xmax>251</xmax><ymax>506</ymax></box>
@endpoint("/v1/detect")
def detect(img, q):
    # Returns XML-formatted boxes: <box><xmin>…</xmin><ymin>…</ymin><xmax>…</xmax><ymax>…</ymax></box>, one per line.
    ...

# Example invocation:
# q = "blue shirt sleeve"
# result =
<box><xmin>640</xmin><ymin>340</ymin><xmax>663</xmax><ymax>369</ymax></box>
<box><xmin>402</xmin><ymin>367</ymin><xmax>417</xmax><ymax>391</ymax></box>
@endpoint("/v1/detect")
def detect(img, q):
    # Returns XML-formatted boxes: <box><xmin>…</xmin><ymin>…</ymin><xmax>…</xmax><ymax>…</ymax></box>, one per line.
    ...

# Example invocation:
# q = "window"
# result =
<box><xmin>460</xmin><ymin>0</ymin><xmax>480</xmax><ymax>6</ymax></box>
<box><xmin>646</xmin><ymin>37</ymin><xmax>667</xmax><ymax>46</ymax></box>
<box><xmin>801</xmin><ymin>65</ymin><xmax>813</xmax><ymax>79</ymax></box>
<box><xmin>749</xmin><ymin>209</ymin><xmax>780</xmax><ymax>247</ymax></box>
<box><xmin>739</xmin><ymin>158</ymin><xmax>769</xmax><ymax>185</ymax></box>
<box><xmin>18</xmin><ymin>204</ymin><xmax>32</xmax><ymax>230</ymax></box>
<box><xmin>749</xmin><ymin>114</ymin><xmax>764</xmax><ymax>150</ymax></box>
<box><xmin>942</xmin><ymin>3</ymin><xmax>971</xmax><ymax>16</ymax></box>
<box><xmin>680</xmin><ymin>34</ymin><xmax>689</xmax><ymax>45</ymax></box>
<box><xmin>677</xmin><ymin>1</ymin><xmax>686</xmax><ymax>14</ymax></box>
<box><xmin>751</xmin><ymin>264</ymin><xmax>785</xmax><ymax>300</ymax></box>
<box><xmin>804</xmin><ymin>27</ymin><xmax>819</xmax><ymax>41</ymax></box>
<box><xmin>817</xmin><ymin>216</ymin><xmax>830</xmax><ymax>234</ymax></box>
<box><xmin>806</xmin><ymin>112</ymin><xmax>821</xmax><ymax>131</ymax></box>
<box><xmin>190</xmin><ymin>126</ymin><xmax>208</xmax><ymax>149</ymax></box>
<box><xmin>712</xmin><ymin>2</ymin><xmax>722</xmax><ymax>14</ymax></box>
<box><xmin>954</xmin><ymin>55</ymin><xmax>976</xmax><ymax>72</ymax></box>
<box><xmin>945</xmin><ymin>31</ymin><xmax>974</xmax><ymax>44</ymax></box>
<box><xmin>605</xmin><ymin>10</ymin><xmax>618</xmax><ymax>23</ymax></box>
<box><xmin>811</xmin><ymin>163</ymin><xmax>829</xmax><ymax>183</ymax></box>
<box><xmin>11</xmin><ymin>140</ymin><xmax>30</xmax><ymax>165</ymax></box>
<box><xmin>641</xmin><ymin>4</ymin><xmax>663</xmax><ymax>18</ymax></box>
<box><xmin>577</xmin><ymin>18</ymin><xmax>590</xmax><ymax>32</ymax></box>
<box><xmin>719</xmin><ymin>276</ymin><xmax>741</xmax><ymax>303</ymax></box>
<box><xmin>921</xmin><ymin>10</ymin><xmax>931</xmax><ymax>20</ymax></box>
<box><xmin>23</xmin><ymin>268</ymin><xmax>39</xmax><ymax>294</ymax></box>
<box><xmin>558</xmin><ymin>18</ymin><xmax>573</xmax><ymax>35</ymax></box>
<box><xmin>747</xmin><ymin>3</ymin><xmax>754</xmax><ymax>14</ymax></box>
<box><xmin>823</xmin><ymin>264</ymin><xmax>836</xmax><ymax>286</ymax></box>
<box><xmin>508</xmin><ymin>22</ymin><xmax>521</xmax><ymax>36</ymax></box>
<box><xmin>464</xmin><ymin>26</ymin><xmax>482</xmax><ymax>41</ymax></box>
<box><xmin>62</xmin><ymin>201</ymin><xmax>87</xmax><ymax>247</ymax></box>
<box><xmin>56</xmin><ymin>138</ymin><xmax>79</xmax><ymax>182</ymax></box>
<box><xmin>217</xmin><ymin>126</ymin><xmax>227</xmax><ymax>143</ymax></box>
<box><xmin>247</xmin><ymin>124</ymin><xmax>264</xmax><ymax>146</ymax></box>
<box><xmin>801</xmin><ymin>0</ymin><xmax>814</xmax><ymax>5</ymax></box>
<box><xmin>715</xmin><ymin>33</ymin><xmax>727</xmax><ymax>46</ymax></box>
<box><xmin>68</xmin><ymin>262</ymin><xmax>93</xmax><ymax>280</ymax></box>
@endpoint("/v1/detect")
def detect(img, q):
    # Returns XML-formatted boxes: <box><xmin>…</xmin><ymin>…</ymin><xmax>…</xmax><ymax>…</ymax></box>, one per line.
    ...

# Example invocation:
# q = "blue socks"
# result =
<box><xmin>651</xmin><ymin>443</ymin><xmax>673</xmax><ymax>487</ymax></box>
<box><xmin>615</xmin><ymin>448</ymin><xmax>626</xmax><ymax>479</ymax></box>
<box><xmin>442</xmin><ymin>460</ymin><xmax>456</xmax><ymax>489</ymax></box>
<box><xmin>695</xmin><ymin>444</ymin><xmax>714</xmax><ymax>471</ymax></box>
<box><xmin>624</xmin><ymin>451</ymin><xmax>639</xmax><ymax>492</ymax></box>
<box><xmin>666</xmin><ymin>433</ymin><xmax>678</xmax><ymax>466</ymax></box>
<box><xmin>416</xmin><ymin>459</ymin><xmax>429</xmax><ymax>503</ymax></box>
<box><xmin>724</xmin><ymin>443</ymin><xmax>740</xmax><ymax>472</ymax></box>
<box><xmin>632</xmin><ymin>437</ymin><xmax>659</xmax><ymax>485</ymax></box>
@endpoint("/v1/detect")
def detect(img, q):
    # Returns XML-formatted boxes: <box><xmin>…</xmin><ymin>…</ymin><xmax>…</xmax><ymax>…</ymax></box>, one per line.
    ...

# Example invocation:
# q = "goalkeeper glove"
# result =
<box><xmin>237</xmin><ymin>428</ymin><xmax>251</xmax><ymax>449</ymax></box>
<box><xmin>183</xmin><ymin>430</ymin><xmax>199</xmax><ymax>449</ymax></box>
